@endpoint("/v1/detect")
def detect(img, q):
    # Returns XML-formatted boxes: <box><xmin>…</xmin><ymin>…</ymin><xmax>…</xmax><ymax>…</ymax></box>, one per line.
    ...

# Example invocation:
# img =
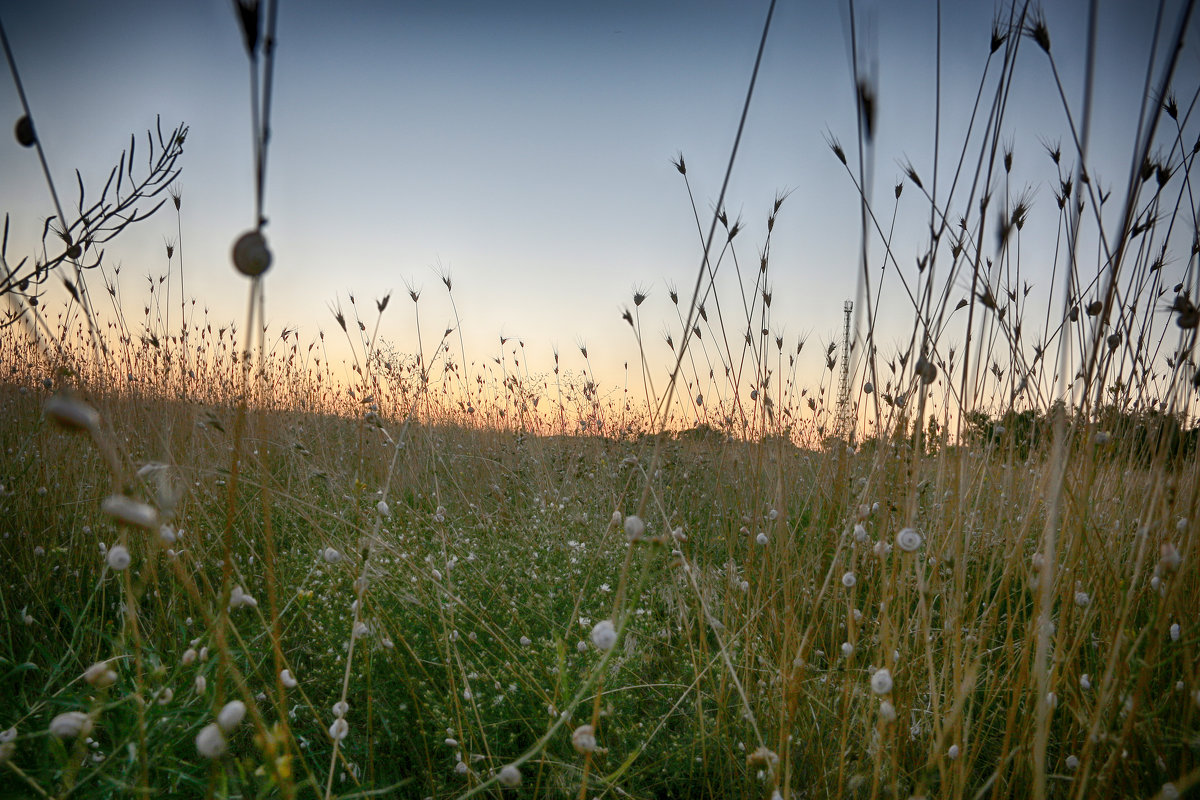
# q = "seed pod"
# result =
<box><xmin>232</xmin><ymin>230</ymin><xmax>272</xmax><ymax>276</ymax></box>
<box><xmin>14</xmin><ymin>116</ymin><xmax>35</xmax><ymax>148</ymax></box>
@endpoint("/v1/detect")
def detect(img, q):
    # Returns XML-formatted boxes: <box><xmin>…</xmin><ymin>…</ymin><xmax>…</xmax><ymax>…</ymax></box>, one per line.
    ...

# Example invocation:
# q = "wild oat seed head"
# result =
<box><xmin>217</xmin><ymin>700</ymin><xmax>246</xmax><ymax>732</ymax></box>
<box><xmin>106</xmin><ymin>545</ymin><xmax>131</xmax><ymax>571</ymax></box>
<box><xmin>591</xmin><ymin>619</ymin><xmax>617</xmax><ymax>651</ymax></box>
<box><xmin>498</xmin><ymin>764</ymin><xmax>521</xmax><ymax>787</ymax></box>
<box><xmin>195</xmin><ymin>723</ymin><xmax>226</xmax><ymax>758</ymax></box>
<box><xmin>49</xmin><ymin>711</ymin><xmax>92</xmax><ymax>740</ymax></box>
<box><xmin>871</xmin><ymin>668</ymin><xmax>893</xmax><ymax>695</ymax></box>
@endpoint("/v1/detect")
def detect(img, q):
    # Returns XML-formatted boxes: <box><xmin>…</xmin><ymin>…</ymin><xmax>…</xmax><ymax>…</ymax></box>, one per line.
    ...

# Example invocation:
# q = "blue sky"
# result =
<box><xmin>1</xmin><ymin>1</ymin><xmax>1195</xmax><ymax>417</ymax></box>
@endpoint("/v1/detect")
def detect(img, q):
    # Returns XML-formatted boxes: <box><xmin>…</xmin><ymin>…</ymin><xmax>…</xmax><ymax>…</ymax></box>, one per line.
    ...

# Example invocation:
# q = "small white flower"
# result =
<box><xmin>878</xmin><ymin>700</ymin><xmax>896</xmax><ymax>721</ymax></box>
<box><xmin>323</xmin><ymin>547</ymin><xmax>342</xmax><ymax>564</ymax></box>
<box><xmin>591</xmin><ymin>619</ymin><xmax>617</xmax><ymax>651</ymax></box>
<box><xmin>106</xmin><ymin>545</ymin><xmax>131</xmax><ymax>571</ymax></box>
<box><xmin>870</xmin><ymin>668</ymin><xmax>893</xmax><ymax>695</ymax></box>
<box><xmin>895</xmin><ymin>528</ymin><xmax>922</xmax><ymax>552</ymax></box>
<box><xmin>195</xmin><ymin>722</ymin><xmax>226</xmax><ymax>758</ymax></box>
<box><xmin>328</xmin><ymin>718</ymin><xmax>349</xmax><ymax>740</ymax></box>
<box><xmin>1065</xmin><ymin>754</ymin><xmax>1080</xmax><ymax>770</ymax></box>
<box><xmin>49</xmin><ymin>711</ymin><xmax>92</xmax><ymax>739</ymax></box>
<box><xmin>84</xmin><ymin>661</ymin><xmax>117</xmax><ymax>688</ymax></box>
<box><xmin>217</xmin><ymin>700</ymin><xmax>246</xmax><ymax>732</ymax></box>
<box><xmin>841</xmin><ymin>571</ymin><xmax>857</xmax><ymax>588</ymax></box>
<box><xmin>498</xmin><ymin>764</ymin><xmax>521</xmax><ymax>787</ymax></box>
<box><xmin>755</xmin><ymin>532</ymin><xmax>769</xmax><ymax>546</ymax></box>
<box><xmin>280</xmin><ymin>669</ymin><xmax>298</xmax><ymax>688</ymax></box>
<box><xmin>376</xmin><ymin>500</ymin><xmax>390</xmax><ymax>518</ymax></box>
<box><xmin>947</xmin><ymin>744</ymin><xmax>959</xmax><ymax>760</ymax></box>
<box><xmin>624</xmin><ymin>515</ymin><xmax>645</xmax><ymax>541</ymax></box>
<box><xmin>571</xmin><ymin>723</ymin><xmax>597</xmax><ymax>752</ymax></box>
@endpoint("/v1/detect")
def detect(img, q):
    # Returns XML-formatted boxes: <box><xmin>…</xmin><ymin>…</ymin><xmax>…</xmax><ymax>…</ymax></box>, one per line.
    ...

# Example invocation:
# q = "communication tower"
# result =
<box><xmin>837</xmin><ymin>300</ymin><xmax>854</xmax><ymax>444</ymax></box>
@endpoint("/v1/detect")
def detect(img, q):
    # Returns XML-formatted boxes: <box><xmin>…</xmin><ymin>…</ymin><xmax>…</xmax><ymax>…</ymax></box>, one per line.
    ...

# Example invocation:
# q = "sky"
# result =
<box><xmin>1</xmin><ymin>1</ymin><xmax>1197</xmax><ymax>420</ymax></box>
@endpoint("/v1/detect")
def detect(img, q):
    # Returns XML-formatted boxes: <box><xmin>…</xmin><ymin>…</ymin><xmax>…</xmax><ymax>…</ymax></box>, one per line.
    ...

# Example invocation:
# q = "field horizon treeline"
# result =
<box><xmin>2</xmin><ymin>1</ymin><xmax>1199</xmax><ymax>799</ymax></box>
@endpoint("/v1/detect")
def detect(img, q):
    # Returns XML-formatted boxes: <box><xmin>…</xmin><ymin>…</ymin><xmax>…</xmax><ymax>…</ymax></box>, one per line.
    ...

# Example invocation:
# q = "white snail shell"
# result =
<box><xmin>232</xmin><ymin>230</ymin><xmax>272</xmax><ymax>276</ymax></box>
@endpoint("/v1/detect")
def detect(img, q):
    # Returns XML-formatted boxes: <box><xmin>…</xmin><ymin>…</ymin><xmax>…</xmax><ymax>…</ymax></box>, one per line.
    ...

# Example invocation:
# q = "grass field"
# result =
<box><xmin>2</xmin><ymin>1</ymin><xmax>1199</xmax><ymax>798</ymax></box>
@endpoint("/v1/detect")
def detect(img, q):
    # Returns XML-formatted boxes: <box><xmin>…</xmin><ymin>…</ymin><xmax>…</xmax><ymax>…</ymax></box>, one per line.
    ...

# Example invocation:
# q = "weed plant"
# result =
<box><xmin>0</xmin><ymin>2</ymin><xmax>1198</xmax><ymax>799</ymax></box>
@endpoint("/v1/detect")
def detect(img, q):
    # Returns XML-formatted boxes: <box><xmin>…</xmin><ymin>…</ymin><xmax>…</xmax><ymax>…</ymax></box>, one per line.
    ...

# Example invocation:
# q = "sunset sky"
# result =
<box><xmin>1</xmin><ymin>1</ymin><xmax>1195</xmax><ymax>417</ymax></box>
